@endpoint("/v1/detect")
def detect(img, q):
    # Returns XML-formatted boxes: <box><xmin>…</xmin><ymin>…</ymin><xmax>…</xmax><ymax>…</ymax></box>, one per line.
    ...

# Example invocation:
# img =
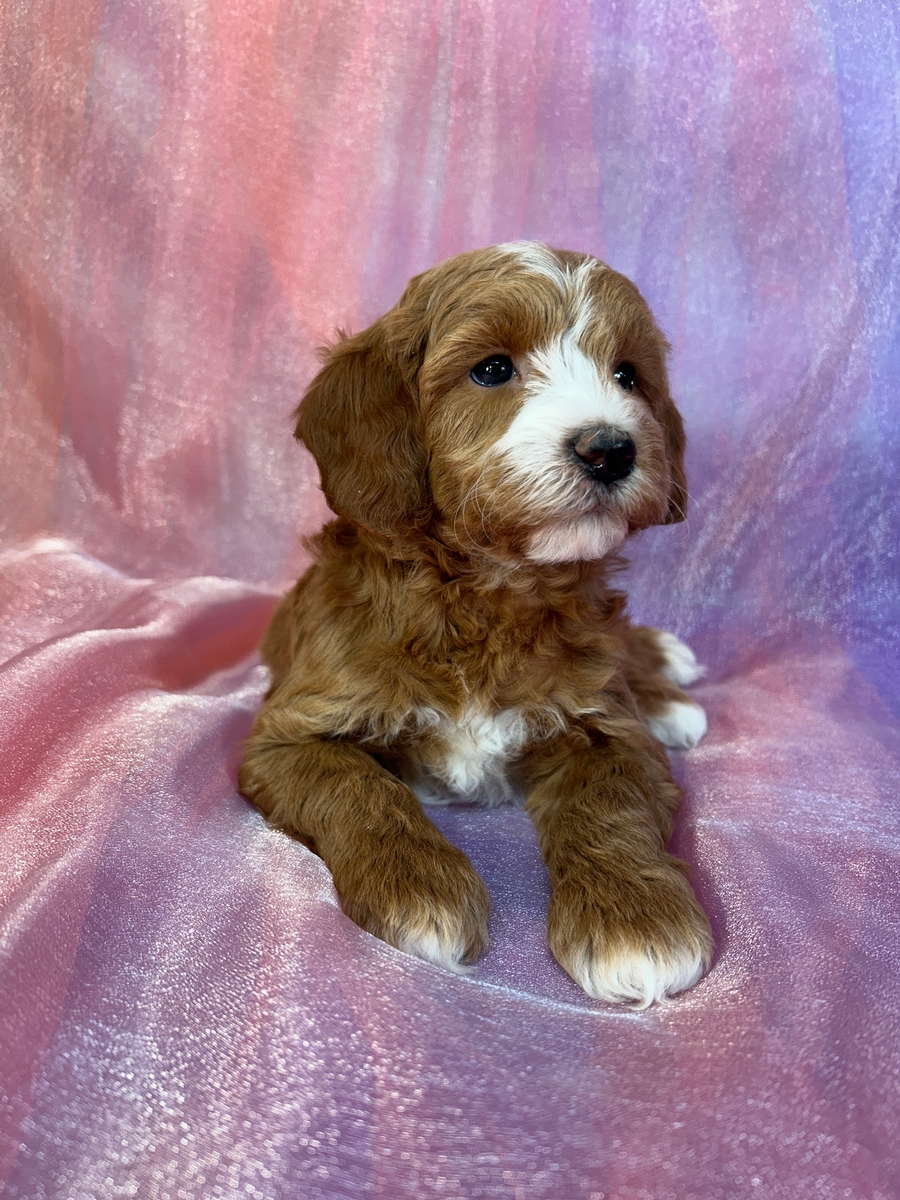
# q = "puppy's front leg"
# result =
<box><xmin>523</xmin><ymin>721</ymin><xmax>712</xmax><ymax>1007</ymax></box>
<box><xmin>240</xmin><ymin>710</ymin><xmax>490</xmax><ymax>973</ymax></box>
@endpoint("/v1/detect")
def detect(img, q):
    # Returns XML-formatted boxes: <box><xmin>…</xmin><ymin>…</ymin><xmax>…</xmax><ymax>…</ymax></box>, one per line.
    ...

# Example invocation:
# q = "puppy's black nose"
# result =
<box><xmin>573</xmin><ymin>429</ymin><xmax>637</xmax><ymax>486</ymax></box>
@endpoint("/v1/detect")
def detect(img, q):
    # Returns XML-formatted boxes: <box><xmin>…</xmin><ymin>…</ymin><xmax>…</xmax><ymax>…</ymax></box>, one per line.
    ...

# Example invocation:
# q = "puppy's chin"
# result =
<box><xmin>524</xmin><ymin>513</ymin><xmax>629</xmax><ymax>564</ymax></box>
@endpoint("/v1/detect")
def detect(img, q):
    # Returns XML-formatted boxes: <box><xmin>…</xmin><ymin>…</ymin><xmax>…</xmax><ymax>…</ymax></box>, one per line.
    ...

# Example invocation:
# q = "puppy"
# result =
<box><xmin>240</xmin><ymin>242</ymin><xmax>712</xmax><ymax>1007</ymax></box>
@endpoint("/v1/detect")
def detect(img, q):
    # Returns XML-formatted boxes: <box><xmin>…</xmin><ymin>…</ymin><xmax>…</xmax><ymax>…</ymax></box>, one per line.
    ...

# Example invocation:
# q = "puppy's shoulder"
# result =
<box><xmin>262</xmin><ymin>519</ymin><xmax>421</xmax><ymax>686</ymax></box>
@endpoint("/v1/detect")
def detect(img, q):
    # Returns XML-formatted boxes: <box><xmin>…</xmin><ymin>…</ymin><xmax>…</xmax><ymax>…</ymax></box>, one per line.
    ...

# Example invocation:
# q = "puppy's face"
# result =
<box><xmin>297</xmin><ymin>243</ymin><xmax>686</xmax><ymax>563</ymax></box>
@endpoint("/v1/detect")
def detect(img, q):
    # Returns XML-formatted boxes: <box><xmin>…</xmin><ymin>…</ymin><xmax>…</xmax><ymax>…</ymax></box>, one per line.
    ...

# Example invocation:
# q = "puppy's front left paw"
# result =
<box><xmin>548</xmin><ymin>863</ymin><xmax>712</xmax><ymax>1007</ymax></box>
<box><xmin>655</xmin><ymin>630</ymin><xmax>706</xmax><ymax>687</ymax></box>
<box><xmin>645</xmin><ymin>699</ymin><xmax>707</xmax><ymax>749</ymax></box>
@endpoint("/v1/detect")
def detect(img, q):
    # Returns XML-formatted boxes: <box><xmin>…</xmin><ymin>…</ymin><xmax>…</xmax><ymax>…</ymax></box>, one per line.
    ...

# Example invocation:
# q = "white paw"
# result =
<box><xmin>645</xmin><ymin>699</ymin><xmax>707</xmax><ymax>749</ymax></box>
<box><xmin>568</xmin><ymin>942</ymin><xmax>706</xmax><ymax>1008</ymax></box>
<box><xmin>396</xmin><ymin>922</ymin><xmax>474</xmax><ymax>975</ymax></box>
<box><xmin>656</xmin><ymin>631</ymin><xmax>706</xmax><ymax>687</ymax></box>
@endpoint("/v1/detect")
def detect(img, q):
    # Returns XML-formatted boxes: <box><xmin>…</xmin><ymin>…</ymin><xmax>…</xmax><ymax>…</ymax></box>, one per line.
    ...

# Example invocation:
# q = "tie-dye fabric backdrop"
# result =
<box><xmin>2</xmin><ymin>0</ymin><xmax>899</xmax><ymax>1196</ymax></box>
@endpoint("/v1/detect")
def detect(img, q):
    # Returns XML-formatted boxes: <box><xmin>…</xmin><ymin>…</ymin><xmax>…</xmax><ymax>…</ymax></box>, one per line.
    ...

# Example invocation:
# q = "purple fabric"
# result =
<box><xmin>2</xmin><ymin>0</ymin><xmax>899</xmax><ymax>1195</ymax></box>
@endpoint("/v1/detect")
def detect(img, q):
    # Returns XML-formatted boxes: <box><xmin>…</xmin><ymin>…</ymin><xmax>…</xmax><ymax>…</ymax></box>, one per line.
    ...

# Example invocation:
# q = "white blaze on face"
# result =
<box><xmin>498</xmin><ymin>330</ymin><xmax>639</xmax><ymax>473</ymax></box>
<box><xmin>489</xmin><ymin>247</ymin><xmax>645</xmax><ymax>563</ymax></box>
<box><xmin>496</xmin><ymin>240</ymin><xmax>572</xmax><ymax>291</ymax></box>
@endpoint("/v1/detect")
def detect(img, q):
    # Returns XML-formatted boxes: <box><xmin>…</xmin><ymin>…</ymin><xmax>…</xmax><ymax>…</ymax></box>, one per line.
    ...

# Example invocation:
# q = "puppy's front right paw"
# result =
<box><xmin>548</xmin><ymin>863</ymin><xmax>712</xmax><ymax>1007</ymax></box>
<box><xmin>333</xmin><ymin>834</ymin><xmax>490</xmax><ymax>975</ymax></box>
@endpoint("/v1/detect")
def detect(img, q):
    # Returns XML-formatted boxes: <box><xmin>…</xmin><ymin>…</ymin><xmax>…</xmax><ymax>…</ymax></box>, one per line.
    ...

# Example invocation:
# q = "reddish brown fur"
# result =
<box><xmin>240</xmin><ymin>244</ymin><xmax>711</xmax><ymax>1002</ymax></box>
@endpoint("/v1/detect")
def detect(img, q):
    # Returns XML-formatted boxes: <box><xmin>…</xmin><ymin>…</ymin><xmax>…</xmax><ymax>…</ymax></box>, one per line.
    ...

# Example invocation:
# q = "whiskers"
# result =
<box><xmin>668</xmin><ymin>485</ymin><xmax>703</xmax><ymax>528</ymax></box>
<box><xmin>451</xmin><ymin>465</ymin><xmax>495</xmax><ymax>547</ymax></box>
<box><xmin>446</xmin><ymin>443</ymin><xmax>681</xmax><ymax>555</ymax></box>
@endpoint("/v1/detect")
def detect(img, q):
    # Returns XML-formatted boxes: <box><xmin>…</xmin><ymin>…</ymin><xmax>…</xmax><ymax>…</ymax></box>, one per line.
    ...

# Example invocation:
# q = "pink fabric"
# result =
<box><xmin>2</xmin><ymin>0</ymin><xmax>899</xmax><ymax>1195</ymax></box>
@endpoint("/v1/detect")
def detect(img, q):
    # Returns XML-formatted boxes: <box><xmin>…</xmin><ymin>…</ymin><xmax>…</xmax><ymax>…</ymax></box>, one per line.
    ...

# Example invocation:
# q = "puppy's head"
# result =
<box><xmin>296</xmin><ymin>243</ymin><xmax>687</xmax><ymax>562</ymax></box>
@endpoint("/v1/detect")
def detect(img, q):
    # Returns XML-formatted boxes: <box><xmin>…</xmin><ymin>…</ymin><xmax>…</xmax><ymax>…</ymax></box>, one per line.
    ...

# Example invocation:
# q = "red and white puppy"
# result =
<box><xmin>240</xmin><ymin>242</ymin><xmax>712</xmax><ymax>1007</ymax></box>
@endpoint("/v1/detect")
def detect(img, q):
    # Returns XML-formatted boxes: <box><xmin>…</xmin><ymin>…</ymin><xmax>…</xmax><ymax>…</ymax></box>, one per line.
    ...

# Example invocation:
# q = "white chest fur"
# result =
<box><xmin>400</xmin><ymin>705</ymin><xmax>531</xmax><ymax>805</ymax></box>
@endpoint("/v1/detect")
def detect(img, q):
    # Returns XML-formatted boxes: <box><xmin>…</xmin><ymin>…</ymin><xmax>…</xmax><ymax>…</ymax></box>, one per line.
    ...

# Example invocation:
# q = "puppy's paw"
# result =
<box><xmin>548</xmin><ymin>865</ymin><xmax>712</xmax><ymax>1007</ymax></box>
<box><xmin>655</xmin><ymin>631</ymin><xmax>706</xmax><ymax>687</ymax></box>
<box><xmin>645</xmin><ymin>699</ymin><xmax>707</xmax><ymax>749</ymax></box>
<box><xmin>334</xmin><ymin>835</ymin><xmax>490</xmax><ymax>975</ymax></box>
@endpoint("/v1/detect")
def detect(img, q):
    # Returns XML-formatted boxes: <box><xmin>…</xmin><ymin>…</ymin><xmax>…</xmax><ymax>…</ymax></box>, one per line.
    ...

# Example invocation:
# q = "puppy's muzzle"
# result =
<box><xmin>572</xmin><ymin>426</ymin><xmax>637</xmax><ymax>487</ymax></box>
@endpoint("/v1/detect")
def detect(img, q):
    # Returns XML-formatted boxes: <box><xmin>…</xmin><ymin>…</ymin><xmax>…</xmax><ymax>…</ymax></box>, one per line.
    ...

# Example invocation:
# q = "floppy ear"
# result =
<box><xmin>601</xmin><ymin>269</ymin><xmax>689</xmax><ymax>526</ymax></box>
<box><xmin>660</xmin><ymin>397</ymin><xmax>688</xmax><ymax>524</ymax></box>
<box><xmin>294</xmin><ymin>318</ymin><xmax>431</xmax><ymax>535</ymax></box>
<box><xmin>632</xmin><ymin>328</ymin><xmax>688</xmax><ymax>525</ymax></box>
<box><xmin>639</xmin><ymin>327</ymin><xmax>688</xmax><ymax>525</ymax></box>
<box><xmin>631</xmin><ymin>352</ymin><xmax>688</xmax><ymax>525</ymax></box>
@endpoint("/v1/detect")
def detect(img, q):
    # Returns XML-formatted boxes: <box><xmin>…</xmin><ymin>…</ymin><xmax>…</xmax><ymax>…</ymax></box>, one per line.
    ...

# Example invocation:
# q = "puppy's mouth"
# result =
<box><xmin>525</xmin><ymin>509</ymin><xmax>629</xmax><ymax>563</ymax></box>
<box><xmin>459</xmin><ymin>421</ymin><xmax>650</xmax><ymax>562</ymax></box>
<box><xmin>519</xmin><ymin>426</ymin><xmax>647</xmax><ymax>559</ymax></box>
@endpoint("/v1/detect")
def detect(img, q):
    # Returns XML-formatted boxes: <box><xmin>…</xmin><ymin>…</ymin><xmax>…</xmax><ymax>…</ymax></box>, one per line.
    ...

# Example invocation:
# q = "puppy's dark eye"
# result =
<box><xmin>613</xmin><ymin>362</ymin><xmax>636</xmax><ymax>392</ymax></box>
<box><xmin>470</xmin><ymin>356</ymin><xmax>515</xmax><ymax>387</ymax></box>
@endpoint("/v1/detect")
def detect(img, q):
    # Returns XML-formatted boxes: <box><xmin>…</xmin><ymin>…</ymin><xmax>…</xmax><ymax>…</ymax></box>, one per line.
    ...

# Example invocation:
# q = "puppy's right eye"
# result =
<box><xmin>470</xmin><ymin>356</ymin><xmax>515</xmax><ymax>387</ymax></box>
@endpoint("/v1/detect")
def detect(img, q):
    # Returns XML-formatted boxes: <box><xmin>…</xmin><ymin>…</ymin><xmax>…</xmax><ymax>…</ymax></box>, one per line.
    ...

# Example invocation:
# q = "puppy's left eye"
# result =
<box><xmin>470</xmin><ymin>356</ymin><xmax>515</xmax><ymax>387</ymax></box>
<box><xmin>613</xmin><ymin>362</ymin><xmax>636</xmax><ymax>392</ymax></box>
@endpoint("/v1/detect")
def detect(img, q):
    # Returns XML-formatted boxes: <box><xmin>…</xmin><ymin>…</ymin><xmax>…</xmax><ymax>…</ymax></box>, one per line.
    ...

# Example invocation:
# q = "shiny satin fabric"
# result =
<box><xmin>2</xmin><ymin>1</ymin><xmax>899</xmax><ymax>1196</ymax></box>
